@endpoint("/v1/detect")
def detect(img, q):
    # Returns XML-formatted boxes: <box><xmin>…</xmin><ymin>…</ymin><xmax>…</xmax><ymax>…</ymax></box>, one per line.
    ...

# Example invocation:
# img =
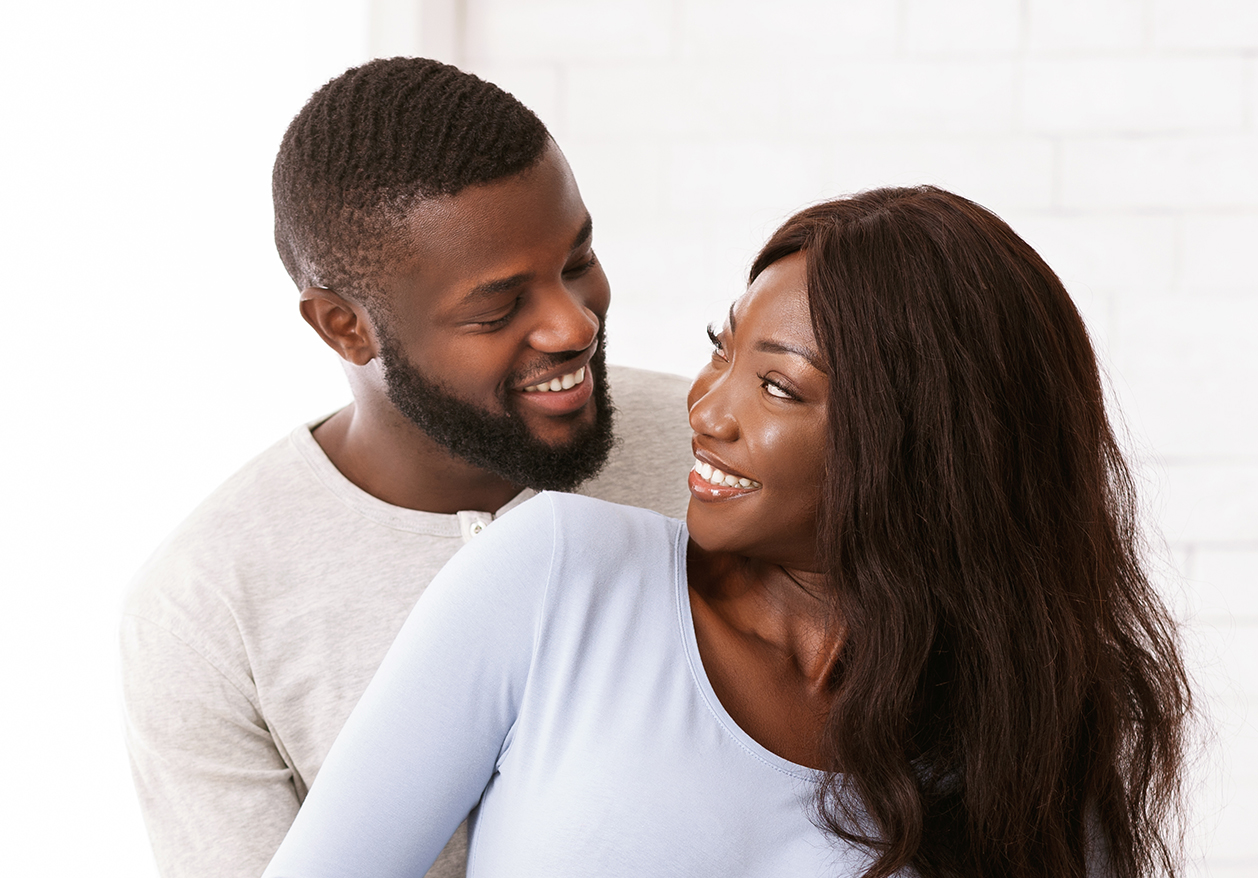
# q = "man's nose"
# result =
<box><xmin>527</xmin><ymin>283</ymin><xmax>601</xmax><ymax>353</ymax></box>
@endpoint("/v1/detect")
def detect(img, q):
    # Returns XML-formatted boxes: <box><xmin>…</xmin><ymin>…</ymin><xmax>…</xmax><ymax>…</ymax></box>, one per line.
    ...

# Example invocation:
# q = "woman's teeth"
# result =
<box><xmin>692</xmin><ymin>460</ymin><xmax>761</xmax><ymax>489</ymax></box>
<box><xmin>523</xmin><ymin>366</ymin><xmax>586</xmax><ymax>393</ymax></box>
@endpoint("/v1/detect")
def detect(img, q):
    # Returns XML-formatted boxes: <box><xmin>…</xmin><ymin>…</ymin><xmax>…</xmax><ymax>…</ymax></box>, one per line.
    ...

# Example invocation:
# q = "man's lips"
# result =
<box><xmin>514</xmin><ymin>338</ymin><xmax>597</xmax><ymax>393</ymax></box>
<box><xmin>513</xmin><ymin>359</ymin><xmax>595</xmax><ymax>416</ymax></box>
<box><xmin>522</xmin><ymin>365</ymin><xmax>587</xmax><ymax>394</ymax></box>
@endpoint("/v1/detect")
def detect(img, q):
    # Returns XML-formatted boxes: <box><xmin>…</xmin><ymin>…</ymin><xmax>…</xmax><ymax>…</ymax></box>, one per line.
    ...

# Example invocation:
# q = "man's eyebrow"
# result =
<box><xmin>465</xmin><ymin>272</ymin><xmax>533</xmax><ymax>301</ymax></box>
<box><xmin>460</xmin><ymin>215</ymin><xmax>595</xmax><ymax>304</ymax></box>
<box><xmin>571</xmin><ymin>214</ymin><xmax>593</xmax><ymax>251</ymax></box>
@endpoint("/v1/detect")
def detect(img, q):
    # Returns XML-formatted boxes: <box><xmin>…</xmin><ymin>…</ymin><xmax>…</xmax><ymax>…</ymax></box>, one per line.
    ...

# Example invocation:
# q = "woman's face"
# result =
<box><xmin>686</xmin><ymin>251</ymin><xmax>830</xmax><ymax>570</ymax></box>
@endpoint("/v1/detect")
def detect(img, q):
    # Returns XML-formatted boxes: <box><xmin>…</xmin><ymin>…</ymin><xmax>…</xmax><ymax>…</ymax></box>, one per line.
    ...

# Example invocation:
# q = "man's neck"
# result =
<box><xmin>312</xmin><ymin>403</ymin><xmax>524</xmax><ymax>514</ymax></box>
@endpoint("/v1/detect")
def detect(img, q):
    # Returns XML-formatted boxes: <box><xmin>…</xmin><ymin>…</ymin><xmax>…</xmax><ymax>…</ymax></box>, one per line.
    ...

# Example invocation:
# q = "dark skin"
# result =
<box><xmin>297</xmin><ymin>143</ymin><xmax>610</xmax><ymax>514</ymax></box>
<box><xmin>685</xmin><ymin>252</ymin><xmax>843</xmax><ymax>769</ymax></box>
<box><xmin>688</xmin><ymin>547</ymin><xmax>844</xmax><ymax>768</ymax></box>
<box><xmin>296</xmin><ymin>295</ymin><xmax>521</xmax><ymax>514</ymax></box>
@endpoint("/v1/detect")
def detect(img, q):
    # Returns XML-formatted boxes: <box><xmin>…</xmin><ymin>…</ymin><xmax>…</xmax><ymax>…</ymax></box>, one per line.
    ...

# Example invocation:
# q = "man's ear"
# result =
<box><xmin>299</xmin><ymin>287</ymin><xmax>378</xmax><ymax>366</ymax></box>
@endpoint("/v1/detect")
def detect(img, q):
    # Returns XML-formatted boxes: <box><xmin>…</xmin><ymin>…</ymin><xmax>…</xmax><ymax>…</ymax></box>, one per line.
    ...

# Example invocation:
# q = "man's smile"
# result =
<box><xmin>514</xmin><ymin>362</ymin><xmax>595</xmax><ymax>416</ymax></box>
<box><xmin>522</xmin><ymin>365</ymin><xmax>586</xmax><ymax>393</ymax></box>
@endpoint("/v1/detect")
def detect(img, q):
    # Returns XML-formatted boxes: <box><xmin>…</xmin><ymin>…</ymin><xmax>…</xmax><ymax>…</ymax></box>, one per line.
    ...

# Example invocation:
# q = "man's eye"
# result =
<box><xmin>473</xmin><ymin>298</ymin><xmax>521</xmax><ymax>329</ymax></box>
<box><xmin>564</xmin><ymin>252</ymin><xmax>599</xmax><ymax>277</ymax></box>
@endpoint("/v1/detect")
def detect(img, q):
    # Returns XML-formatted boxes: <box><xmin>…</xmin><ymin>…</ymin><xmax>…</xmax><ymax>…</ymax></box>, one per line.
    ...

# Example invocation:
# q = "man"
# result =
<box><xmin>120</xmin><ymin>58</ymin><xmax>693</xmax><ymax>878</ymax></box>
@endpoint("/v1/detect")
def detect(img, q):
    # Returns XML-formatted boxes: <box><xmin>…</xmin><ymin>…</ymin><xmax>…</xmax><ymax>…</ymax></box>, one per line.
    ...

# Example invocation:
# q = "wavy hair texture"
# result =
<box><xmin>750</xmin><ymin>187</ymin><xmax>1191</xmax><ymax>878</ymax></box>
<box><xmin>272</xmin><ymin>57</ymin><xmax>549</xmax><ymax>306</ymax></box>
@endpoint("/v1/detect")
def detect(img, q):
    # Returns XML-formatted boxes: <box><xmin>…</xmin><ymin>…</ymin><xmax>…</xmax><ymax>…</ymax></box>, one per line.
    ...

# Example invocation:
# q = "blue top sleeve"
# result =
<box><xmin>262</xmin><ymin>494</ymin><xmax>558</xmax><ymax>878</ymax></box>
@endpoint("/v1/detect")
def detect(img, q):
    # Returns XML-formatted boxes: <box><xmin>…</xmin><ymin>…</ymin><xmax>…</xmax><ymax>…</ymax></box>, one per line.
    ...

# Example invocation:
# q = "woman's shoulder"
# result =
<box><xmin>482</xmin><ymin>493</ymin><xmax>685</xmax><ymax>600</ymax></box>
<box><xmin>430</xmin><ymin>493</ymin><xmax>683</xmax><ymax>606</ymax></box>
<box><xmin>509</xmin><ymin>491</ymin><xmax>685</xmax><ymax>550</ymax></box>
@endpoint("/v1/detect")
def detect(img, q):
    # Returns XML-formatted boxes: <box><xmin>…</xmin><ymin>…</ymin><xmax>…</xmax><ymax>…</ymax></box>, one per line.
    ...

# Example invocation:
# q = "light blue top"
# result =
<box><xmin>263</xmin><ymin>492</ymin><xmax>878</xmax><ymax>877</ymax></box>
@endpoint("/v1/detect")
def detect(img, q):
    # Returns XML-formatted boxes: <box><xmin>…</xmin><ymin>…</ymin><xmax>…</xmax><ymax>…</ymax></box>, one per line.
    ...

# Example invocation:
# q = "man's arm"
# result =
<box><xmin>120</xmin><ymin>613</ymin><xmax>299</xmax><ymax>878</ymax></box>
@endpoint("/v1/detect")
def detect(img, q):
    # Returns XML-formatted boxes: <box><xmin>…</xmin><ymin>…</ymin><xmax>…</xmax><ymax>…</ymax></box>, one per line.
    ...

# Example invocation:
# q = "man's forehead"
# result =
<box><xmin>398</xmin><ymin>148</ymin><xmax>583</xmax><ymax>250</ymax></box>
<box><xmin>375</xmin><ymin>151</ymin><xmax>593</xmax><ymax>307</ymax></box>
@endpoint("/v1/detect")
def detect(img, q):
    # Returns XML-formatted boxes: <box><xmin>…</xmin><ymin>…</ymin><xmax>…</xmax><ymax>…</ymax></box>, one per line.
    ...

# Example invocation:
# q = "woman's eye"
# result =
<box><xmin>762</xmin><ymin>378</ymin><xmax>795</xmax><ymax>400</ymax></box>
<box><xmin>706</xmin><ymin>325</ymin><xmax>727</xmax><ymax>360</ymax></box>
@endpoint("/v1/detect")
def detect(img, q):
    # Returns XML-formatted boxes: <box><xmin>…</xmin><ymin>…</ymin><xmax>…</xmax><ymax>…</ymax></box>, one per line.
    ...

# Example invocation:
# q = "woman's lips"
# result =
<box><xmin>692</xmin><ymin>458</ymin><xmax>761</xmax><ymax>489</ymax></box>
<box><xmin>688</xmin><ymin>457</ymin><xmax>762</xmax><ymax>500</ymax></box>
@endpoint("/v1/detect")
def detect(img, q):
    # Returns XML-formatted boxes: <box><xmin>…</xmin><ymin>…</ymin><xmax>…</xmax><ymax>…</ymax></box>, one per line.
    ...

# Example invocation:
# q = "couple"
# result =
<box><xmin>123</xmin><ymin>59</ymin><xmax>1190</xmax><ymax>878</ymax></box>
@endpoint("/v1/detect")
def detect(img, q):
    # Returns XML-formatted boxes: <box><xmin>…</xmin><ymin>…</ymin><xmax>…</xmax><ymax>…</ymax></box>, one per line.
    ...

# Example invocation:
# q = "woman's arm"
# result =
<box><xmin>262</xmin><ymin>496</ymin><xmax>558</xmax><ymax>878</ymax></box>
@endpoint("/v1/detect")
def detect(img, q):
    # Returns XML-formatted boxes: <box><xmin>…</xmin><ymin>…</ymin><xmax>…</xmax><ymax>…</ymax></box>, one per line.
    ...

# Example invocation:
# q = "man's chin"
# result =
<box><xmin>493</xmin><ymin>394</ymin><xmax>615</xmax><ymax>493</ymax></box>
<box><xmin>509</xmin><ymin>398</ymin><xmax>599</xmax><ymax>448</ymax></box>
<box><xmin>380</xmin><ymin>338</ymin><xmax>616</xmax><ymax>492</ymax></box>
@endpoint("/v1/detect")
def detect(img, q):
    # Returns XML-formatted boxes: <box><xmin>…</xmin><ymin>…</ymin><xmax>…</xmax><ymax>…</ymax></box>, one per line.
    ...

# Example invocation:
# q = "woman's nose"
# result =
<box><xmin>688</xmin><ymin>366</ymin><xmax>739</xmax><ymax>440</ymax></box>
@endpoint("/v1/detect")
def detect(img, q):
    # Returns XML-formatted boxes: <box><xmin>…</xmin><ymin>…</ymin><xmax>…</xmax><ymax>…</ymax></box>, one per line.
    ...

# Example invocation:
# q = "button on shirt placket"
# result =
<box><xmin>457</xmin><ymin>511</ymin><xmax>493</xmax><ymax>543</ymax></box>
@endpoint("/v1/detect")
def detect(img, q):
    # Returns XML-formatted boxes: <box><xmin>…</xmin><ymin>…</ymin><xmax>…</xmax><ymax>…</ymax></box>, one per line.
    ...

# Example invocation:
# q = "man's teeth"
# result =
<box><xmin>692</xmin><ymin>460</ymin><xmax>761</xmax><ymax>489</ymax></box>
<box><xmin>523</xmin><ymin>366</ymin><xmax>586</xmax><ymax>393</ymax></box>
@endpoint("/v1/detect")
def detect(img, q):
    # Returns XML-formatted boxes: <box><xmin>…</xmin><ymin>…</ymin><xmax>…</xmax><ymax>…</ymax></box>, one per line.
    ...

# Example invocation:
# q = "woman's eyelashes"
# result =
<box><xmin>706</xmin><ymin>324</ymin><xmax>727</xmax><ymax>360</ymax></box>
<box><xmin>708</xmin><ymin>324</ymin><xmax>801</xmax><ymax>402</ymax></box>
<box><xmin>759</xmin><ymin>375</ymin><xmax>797</xmax><ymax>400</ymax></box>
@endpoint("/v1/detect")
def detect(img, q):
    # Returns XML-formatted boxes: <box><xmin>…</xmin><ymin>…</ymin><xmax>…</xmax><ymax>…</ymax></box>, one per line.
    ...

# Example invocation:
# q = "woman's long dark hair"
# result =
<box><xmin>751</xmin><ymin>187</ymin><xmax>1190</xmax><ymax>878</ymax></box>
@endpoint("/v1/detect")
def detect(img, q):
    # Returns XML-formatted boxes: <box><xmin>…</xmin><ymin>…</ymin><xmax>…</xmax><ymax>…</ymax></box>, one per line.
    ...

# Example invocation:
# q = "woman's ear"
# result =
<box><xmin>299</xmin><ymin>287</ymin><xmax>378</xmax><ymax>366</ymax></box>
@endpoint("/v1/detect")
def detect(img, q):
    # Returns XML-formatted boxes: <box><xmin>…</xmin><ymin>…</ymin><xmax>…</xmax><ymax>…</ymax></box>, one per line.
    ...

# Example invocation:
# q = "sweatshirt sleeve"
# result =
<box><xmin>262</xmin><ymin>494</ymin><xmax>559</xmax><ymax>878</ymax></box>
<box><xmin>120</xmin><ymin>612</ymin><xmax>302</xmax><ymax>878</ymax></box>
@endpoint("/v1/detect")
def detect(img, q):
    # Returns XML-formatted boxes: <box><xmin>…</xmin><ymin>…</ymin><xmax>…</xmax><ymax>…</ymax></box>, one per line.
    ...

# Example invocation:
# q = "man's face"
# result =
<box><xmin>371</xmin><ymin>143</ymin><xmax>615</xmax><ymax>491</ymax></box>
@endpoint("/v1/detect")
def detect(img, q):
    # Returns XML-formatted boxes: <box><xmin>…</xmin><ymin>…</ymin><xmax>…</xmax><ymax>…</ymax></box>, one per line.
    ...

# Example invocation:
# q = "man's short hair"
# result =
<box><xmin>272</xmin><ymin>57</ymin><xmax>550</xmax><ymax>307</ymax></box>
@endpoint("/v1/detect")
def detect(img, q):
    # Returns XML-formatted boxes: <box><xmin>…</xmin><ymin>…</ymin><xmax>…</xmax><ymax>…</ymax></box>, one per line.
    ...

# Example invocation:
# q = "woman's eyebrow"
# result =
<box><xmin>731</xmin><ymin>302</ymin><xmax>823</xmax><ymax>370</ymax></box>
<box><xmin>755</xmin><ymin>339</ymin><xmax>824</xmax><ymax>371</ymax></box>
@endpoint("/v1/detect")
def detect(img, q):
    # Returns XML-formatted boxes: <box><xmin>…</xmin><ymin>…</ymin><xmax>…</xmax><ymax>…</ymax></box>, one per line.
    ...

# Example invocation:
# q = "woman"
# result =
<box><xmin>264</xmin><ymin>187</ymin><xmax>1191</xmax><ymax>878</ymax></box>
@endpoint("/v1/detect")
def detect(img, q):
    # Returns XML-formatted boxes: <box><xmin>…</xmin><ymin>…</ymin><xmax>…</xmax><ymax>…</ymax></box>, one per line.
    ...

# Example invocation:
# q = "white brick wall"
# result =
<box><xmin>1152</xmin><ymin>0</ymin><xmax>1258</xmax><ymax>49</ymax></box>
<box><xmin>903</xmin><ymin>0</ymin><xmax>1023</xmax><ymax>54</ymax></box>
<box><xmin>462</xmin><ymin>1</ymin><xmax>1258</xmax><ymax>871</ymax></box>
<box><xmin>1060</xmin><ymin>136</ymin><xmax>1258</xmax><ymax>209</ymax></box>
<box><xmin>1027</xmin><ymin>0</ymin><xmax>1148</xmax><ymax>52</ymax></box>
<box><xmin>1022</xmin><ymin>58</ymin><xmax>1247</xmax><ymax>133</ymax></box>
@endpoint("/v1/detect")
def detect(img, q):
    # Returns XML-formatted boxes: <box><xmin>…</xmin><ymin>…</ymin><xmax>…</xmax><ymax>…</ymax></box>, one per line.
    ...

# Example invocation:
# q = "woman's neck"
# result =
<box><xmin>686</xmin><ymin>541</ymin><xmax>844</xmax><ymax>768</ymax></box>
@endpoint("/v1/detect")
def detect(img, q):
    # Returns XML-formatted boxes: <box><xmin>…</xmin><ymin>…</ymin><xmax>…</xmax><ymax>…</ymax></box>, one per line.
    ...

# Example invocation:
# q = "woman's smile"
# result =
<box><xmin>690</xmin><ymin>448</ymin><xmax>762</xmax><ymax>489</ymax></box>
<box><xmin>685</xmin><ymin>251</ymin><xmax>829</xmax><ymax>570</ymax></box>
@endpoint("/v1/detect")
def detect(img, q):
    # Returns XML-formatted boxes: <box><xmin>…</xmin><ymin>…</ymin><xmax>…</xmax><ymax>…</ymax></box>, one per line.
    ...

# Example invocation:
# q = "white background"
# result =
<box><xmin>1</xmin><ymin>1</ymin><xmax>1254</xmax><ymax>875</ymax></box>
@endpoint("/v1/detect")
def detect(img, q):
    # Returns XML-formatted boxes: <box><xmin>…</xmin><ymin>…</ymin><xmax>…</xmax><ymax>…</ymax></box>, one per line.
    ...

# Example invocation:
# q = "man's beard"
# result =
<box><xmin>376</xmin><ymin>329</ymin><xmax>616</xmax><ymax>493</ymax></box>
